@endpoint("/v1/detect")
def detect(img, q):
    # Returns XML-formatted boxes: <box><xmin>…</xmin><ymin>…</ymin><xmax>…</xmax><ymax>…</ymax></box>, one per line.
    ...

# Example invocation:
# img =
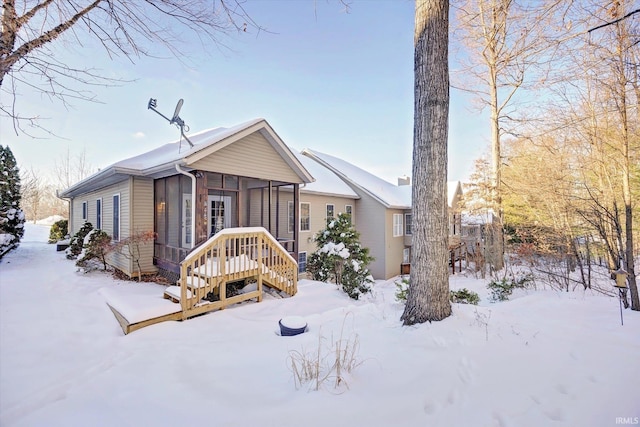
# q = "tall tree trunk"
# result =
<box><xmin>614</xmin><ymin>7</ymin><xmax>639</xmax><ymax>310</ymax></box>
<box><xmin>402</xmin><ymin>0</ymin><xmax>451</xmax><ymax>325</ymax></box>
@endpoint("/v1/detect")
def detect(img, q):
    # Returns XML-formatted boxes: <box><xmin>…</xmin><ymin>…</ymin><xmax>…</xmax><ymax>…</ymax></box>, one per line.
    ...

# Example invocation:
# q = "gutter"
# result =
<box><xmin>175</xmin><ymin>164</ymin><xmax>196</xmax><ymax>249</ymax></box>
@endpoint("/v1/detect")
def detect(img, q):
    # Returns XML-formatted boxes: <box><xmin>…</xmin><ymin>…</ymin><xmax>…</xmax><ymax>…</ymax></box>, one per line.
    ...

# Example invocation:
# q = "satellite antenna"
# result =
<box><xmin>147</xmin><ymin>98</ymin><xmax>194</xmax><ymax>147</ymax></box>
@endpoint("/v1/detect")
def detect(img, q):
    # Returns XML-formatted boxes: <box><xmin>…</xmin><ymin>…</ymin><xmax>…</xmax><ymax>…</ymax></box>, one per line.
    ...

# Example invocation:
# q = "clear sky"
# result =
<box><xmin>1</xmin><ymin>0</ymin><xmax>488</xmax><ymax>186</ymax></box>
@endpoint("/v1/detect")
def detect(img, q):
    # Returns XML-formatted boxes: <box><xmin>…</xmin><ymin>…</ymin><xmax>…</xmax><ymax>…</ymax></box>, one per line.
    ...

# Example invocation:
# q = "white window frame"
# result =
<box><xmin>298</xmin><ymin>251</ymin><xmax>307</xmax><ymax>274</ymax></box>
<box><xmin>405</xmin><ymin>213</ymin><xmax>412</xmax><ymax>236</ymax></box>
<box><xmin>403</xmin><ymin>247</ymin><xmax>410</xmax><ymax>264</ymax></box>
<box><xmin>96</xmin><ymin>198</ymin><xmax>102</xmax><ymax>229</ymax></box>
<box><xmin>393</xmin><ymin>213</ymin><xmax>403</xmax><ymax>237</ymax></box>
<box><xmin>112</xmin><ymin>193</ymin><xmax>121</xmax><ymax>241</ymax></box>
<box><xmin>326</xmin><ymin>204</ymin><xmax>335</xmax><ymax>220</ymax></box>
<box><xmin>287</xmin><ymin>201</ymin><xmax>294</xmax><ymax>234</ymax></box>
<box><xmin>300</xmin><ymin>202</ymin><xmax>310</xmax><ymax>232</ymax></box>
<box><xmin>345</xmin><ymin>204</ymin><xmax>353</xmax><ymax>217</ymax></box>
<box><xmin>82</xmin><ymin>201</ymin><xmax>88</xmax><ymax>221</ymax></box>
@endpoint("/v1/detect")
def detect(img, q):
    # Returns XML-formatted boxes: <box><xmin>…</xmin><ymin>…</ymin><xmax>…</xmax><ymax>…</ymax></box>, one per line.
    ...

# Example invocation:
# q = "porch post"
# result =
<box><xmin>268</xmin><ymin>181</ymin><xmax>273</xmax><ymax>234</ymax></box>
<box><xmin>293</xmin><ymin>183</ymin><xmax>299</xmax><ymax>260</ymax></box>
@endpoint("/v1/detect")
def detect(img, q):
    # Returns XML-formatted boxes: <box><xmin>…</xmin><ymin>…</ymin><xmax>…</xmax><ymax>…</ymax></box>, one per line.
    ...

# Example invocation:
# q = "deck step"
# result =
<box><xmin>163</xmin><ymin>286</ymin><xmax>192</xmax><ymax>303</ymax></box>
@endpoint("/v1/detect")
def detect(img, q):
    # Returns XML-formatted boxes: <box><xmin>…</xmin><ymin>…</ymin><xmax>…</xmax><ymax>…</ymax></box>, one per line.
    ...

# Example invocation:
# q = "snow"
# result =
<box><xmin>1</xmin><ymin>223</ymin><xmax>639</xmax><ymax>427</ymax></box>
<box><xmin>280</xmin><ymin>316</ymin><xmax>308</xmax><ymax>330</ymax></box>
<box><xmin>303</xmin><ymin>148</ymin><xmax>412</xmax><ymax>208</ymax></box>
<box><xmin>302</xmin><ymin>149</ymin><xmax>462</xmax><ymax>210</ymax></box>
<box><xmin>35</xmin><ymin>215</ymin><xmax>66</xmax><ymax>226</ymax></box>
<box><xmin>293</xmin><ymin>151</ymin><xmax>359</xmax><ymax>198</ymax></box>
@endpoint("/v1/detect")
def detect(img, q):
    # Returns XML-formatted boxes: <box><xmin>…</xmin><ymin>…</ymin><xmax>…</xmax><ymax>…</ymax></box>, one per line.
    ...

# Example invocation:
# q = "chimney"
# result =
<box><xmin>398</xmin><ymin>175</ymin><xmax>410</xmax><ymax>186</ymax></box>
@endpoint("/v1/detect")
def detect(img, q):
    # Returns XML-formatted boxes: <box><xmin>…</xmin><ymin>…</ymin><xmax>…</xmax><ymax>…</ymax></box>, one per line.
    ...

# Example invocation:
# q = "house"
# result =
<box><xmin>59</xmin><ymin>118</ymin><xmax>314</xmax><ymax>281</ymax></box>
<box><xmin>461</xmin><ymin>211</ymin><xmax>502</xmax><ymax>271</ymax></box>
<box><xmin>300</xmin><ymin>149</ymin><xmax>464</xmax><ymax>279</ymax></box>
<box><xmin>59</xmin><ymin>119</ymin><xmax>464</xmax><ymax>333</ymax></box>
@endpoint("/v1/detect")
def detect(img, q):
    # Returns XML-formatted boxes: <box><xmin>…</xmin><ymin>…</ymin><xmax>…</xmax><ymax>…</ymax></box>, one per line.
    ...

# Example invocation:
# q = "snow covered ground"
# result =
<box><xmin>1</xmin><ymin>224</ymin><xmax>638</xmax><ymax>427</ymax></box>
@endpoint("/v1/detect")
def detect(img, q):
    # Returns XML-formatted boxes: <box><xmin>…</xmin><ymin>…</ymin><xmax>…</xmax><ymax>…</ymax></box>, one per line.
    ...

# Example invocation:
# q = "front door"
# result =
<box><xmin>208</xmin><ymin>195</ymin><xmax>231</xmax><ymax>236</ymax></box>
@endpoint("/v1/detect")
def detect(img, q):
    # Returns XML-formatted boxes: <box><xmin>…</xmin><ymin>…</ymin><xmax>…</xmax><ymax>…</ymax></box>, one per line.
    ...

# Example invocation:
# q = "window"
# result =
<box><xmin>96</xmin><ymin>199</ymin><xmax>102</xmax><ymax>229</ymax></box>
<box><xmin>298</xmin><ymin>252</ymin><xmax>307</xmax><ymax>274</ymax></box>
<box><xmin>345</xmin><ymin>204</ymin><xmax>353</xmax><ymax>217</ymax></box>
<box><xmin>288</xmin><ymin>201</ymin><xmax>294</xmax><ymax>234</ymax></box>
<box><xmin>403</xmin><ymin>247</ymin><xmax>411</xmax><ymax>264</ymax></box>
<box><xmin>393</xmin><ymin>214</ymin><xmax>403</xmax><ymax>237</ymax></box>
<box><xmin>82</xmin><ymin>201</ymin><xmax>88</xmax><ymax>221</ymax></box>
<box><xmin>113</xmin><ymin>194</ymin><xmax>120</xmax><ymax>241</ymax></box>
<box><xmin>405</xmin><ymin>213</ymin><xmax>412</xmax><ymax>235</ymax></box>
<box><xmin>326</xmin><ymin>204</ymin><xmax>335</xmax><ymax>220</ymax></box>
<box><xmin>300</xmin><ymin>202</ymin><xmax>310</xmax><ymax>232</ymax></box>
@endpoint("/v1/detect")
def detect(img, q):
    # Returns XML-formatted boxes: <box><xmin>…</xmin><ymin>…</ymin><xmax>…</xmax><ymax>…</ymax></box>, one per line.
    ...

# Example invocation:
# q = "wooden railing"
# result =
<box><xmin>178</xmin><ymin>227</ymin><xmax>298</xmax><ymax>318</ymax></box>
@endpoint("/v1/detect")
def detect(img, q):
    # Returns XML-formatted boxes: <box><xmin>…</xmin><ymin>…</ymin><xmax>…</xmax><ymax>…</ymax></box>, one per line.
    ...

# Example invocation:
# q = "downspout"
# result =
<box><xmin>175</xmin><ymin>164</ymin><xmax>196</xmax><ymax>249</ymax></box>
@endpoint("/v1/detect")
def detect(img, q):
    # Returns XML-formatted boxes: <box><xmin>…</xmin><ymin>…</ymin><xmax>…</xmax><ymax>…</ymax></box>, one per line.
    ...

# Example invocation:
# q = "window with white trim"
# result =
<box><xmin>403</xmin><ymin>247</ymin><xmax>411</xmax><ymax>264</ymax></box>
<box><xmin>96</xmin><ymin>198</ymin><xmax>102</xmax><ymax>229</ymax></box>
<box><xmin>393</xmin><ymin>214</ymin><xmax>403</xmax><ymax>237</ymax></box>
<box><xmin>345</xmin><ymin>204</ymin><xmax>353</xmax><ymax>218</ymax></box>
<box><xmin>113</xmin><ymin>194</ymin><xmax>120</xmax><ymax>241</ymax></box>
<box><xmin>82</xmin><ymin>201</ymin><xmax>88</xmax><ymax>221</ymax></box>
<box><xmin>298</xmin><ymin>252</ymin><xmax>307</xmax><ymax>273</ymax></box>
<box><xmin>326</xmin><ymin>204</ymin><xmax>335</xmax><ymax>220</ymax></box>
<box><xmin>405</xmin><ymin>213</ymin><xmax>412</xmax><ymax>236</ymax></box>
<box><xmin>300</xmin><ymin>202</ymin><xmax>310</xmax><ymax>232</ymax></box>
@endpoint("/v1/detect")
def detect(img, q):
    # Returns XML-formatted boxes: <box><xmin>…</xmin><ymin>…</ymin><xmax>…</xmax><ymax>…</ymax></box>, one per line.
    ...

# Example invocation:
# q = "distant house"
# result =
<box><xmin>461</xmin><ymin>211</ymin><xmax>502</xmax><ymax>271</ymax></box>
<box><xmin>301</xmin><ymin>149</ymin><xmax>463</xmax><ymax>279</ymax></box>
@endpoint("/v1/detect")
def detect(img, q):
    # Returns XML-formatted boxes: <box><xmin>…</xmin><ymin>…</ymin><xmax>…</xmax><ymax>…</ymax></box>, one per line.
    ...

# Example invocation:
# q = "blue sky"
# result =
<box><xmin>2</xmin><ymin>0</ymin><xmax>488</xmax><ymax>185</ymax></box>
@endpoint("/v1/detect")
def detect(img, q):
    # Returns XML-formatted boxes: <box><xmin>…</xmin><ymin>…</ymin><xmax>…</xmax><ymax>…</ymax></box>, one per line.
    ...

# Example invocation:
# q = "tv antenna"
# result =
<box><xmin>147</xmin><ymin>98</ymin><xmax>194</xmax><ymax>147</ymax></box>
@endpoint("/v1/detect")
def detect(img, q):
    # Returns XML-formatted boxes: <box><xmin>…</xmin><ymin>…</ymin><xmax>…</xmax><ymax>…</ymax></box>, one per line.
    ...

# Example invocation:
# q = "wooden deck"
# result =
<box><xmin>109</xmin><ymin>227</ymin><xmax>298</xmax><ymax>334</ymax></box>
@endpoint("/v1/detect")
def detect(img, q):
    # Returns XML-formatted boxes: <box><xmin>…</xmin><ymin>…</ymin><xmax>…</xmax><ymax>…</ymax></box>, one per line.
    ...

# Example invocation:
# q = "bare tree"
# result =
<box><xmin>19</xmin><ymin>167</ymin><xmax>44</xmax><ymax>222</ymax></box>
<box><xmin>453</xmin><ymin>0</ymin><xmax>565</xmax><ymax>270</ymax></box>
<box><xmin>401</xmin><ymin>0</ymin><xmax>451</xmax><ymax>325</ymax></box>
<box><xmin>1</xmin><ymin>0</ymin><xmax>259</xmax><ymax>134</ymax></box>
<box><xmin>54</xmin><ymin>147</ymin><xmax>94</xmax><ymax>190</ymax></box>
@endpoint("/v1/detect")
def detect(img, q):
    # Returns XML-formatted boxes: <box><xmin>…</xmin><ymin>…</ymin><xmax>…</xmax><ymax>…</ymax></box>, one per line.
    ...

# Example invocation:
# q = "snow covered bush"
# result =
<box><xmin>66</xmin><ymin>222</ymin><xmax>94</xmax><ymax>259</ymax></box>
<box><xmin>396</xmin><ymin>280</ymin><xmax>480</xmax><ymax>305</ymax></box>
<box><xmin>76</xmin><ymin>229</ymin><xmax>113</xmax><ymax>271</ymax></box>
<box><xmin>48</xmin><ymin>219</ymin><xmax>69</xmax><ymax>244</ymax></box>
<box><xmin>487</xmin><ymin>273</ymin><xmax>533</xmax><ymax>302</ymax></box>
<box><xmin>0</xmin><ymin>145</ymin><xmax>25</xmax><ymax>258</ymax></box>
<box><xmin>450</xmin><ymin>288</ymin><xmax>480</xmax><ymax>305</ymax></box>
<box><xmin>395</xmin><ymin>278</ymin><xmax>410</xmax><ymax>302</ymax></box>
<box><xmin>307</xmin><ymin>213</ymin><xmax>374</xmax><ymax>300</ymax></box>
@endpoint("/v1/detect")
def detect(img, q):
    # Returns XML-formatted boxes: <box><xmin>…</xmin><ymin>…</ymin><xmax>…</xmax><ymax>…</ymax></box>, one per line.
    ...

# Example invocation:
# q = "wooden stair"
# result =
<box><xmin>108</xmin><ymin>227</ymin><xmax>298</xmax><ymax>334</ymax></box>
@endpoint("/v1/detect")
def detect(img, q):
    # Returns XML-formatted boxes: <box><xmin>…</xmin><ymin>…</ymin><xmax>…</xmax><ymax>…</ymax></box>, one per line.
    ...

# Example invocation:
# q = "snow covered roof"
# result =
<box><xmin>301</xmin><ymin>149</ymin><xmax>462</xmax><ymax>209</ymax></box>
<box><xmin>301</xmin><ymin>148</ymin><xmax>411</xmax><ymax>209</ymax></box>
<box><xmin>293</xmin><ymin>152</ymin><xmax>358</xmax><ymax>198</ymax></box>
<box><xmin>462</xmin><ymin>211</ymin><xmax>498</xmax><ymax>225</ymax></box>
<box><xmin>59</xmin><ymin>119</ymin><xmax>313</xmax><ymax>198</ymax></box>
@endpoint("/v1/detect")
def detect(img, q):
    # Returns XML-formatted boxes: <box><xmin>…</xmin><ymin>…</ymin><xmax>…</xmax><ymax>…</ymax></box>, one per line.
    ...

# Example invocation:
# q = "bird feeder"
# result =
<box><xmin>613</xmin><ymin>266</ymin><xmax>629</xmax><ymax>289</ymax></box>
<box><xmin>612</xmin><ymin>266</ymin><xmax>629</xmax><ymax>326</ymax></box>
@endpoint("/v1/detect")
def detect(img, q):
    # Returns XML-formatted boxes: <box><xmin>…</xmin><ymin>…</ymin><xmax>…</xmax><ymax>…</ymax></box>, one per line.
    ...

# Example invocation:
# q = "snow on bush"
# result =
<box><xmin>307</xmin><ymin>213</ymin><xmax>374</xmax><ymax>300</ymax></box>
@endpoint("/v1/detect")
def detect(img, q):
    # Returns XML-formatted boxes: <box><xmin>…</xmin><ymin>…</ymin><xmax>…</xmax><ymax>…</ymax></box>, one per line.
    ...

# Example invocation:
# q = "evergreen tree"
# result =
<box><xmin>307</xmin><ymin>213</ymin><xmax>374</xmax><ymax>300</ymax></box>
<box><xmin>0</xmin><ymin>145</ymin><xmax>25</xmax><ymax>257</ymax></box>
